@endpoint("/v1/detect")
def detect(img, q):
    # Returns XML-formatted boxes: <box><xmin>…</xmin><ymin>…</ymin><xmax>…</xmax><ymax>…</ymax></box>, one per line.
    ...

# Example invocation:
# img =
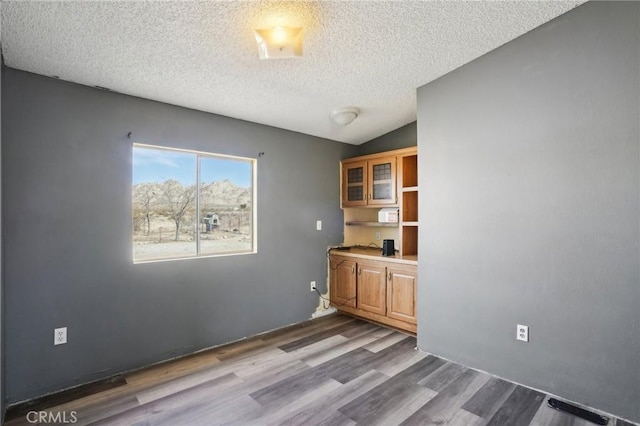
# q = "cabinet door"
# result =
<box><xmin>330</xmin><ymin>257</ymin><xmax>356</xmax><ymax>308</ymax></box>
<box><xmin>386</xmin><ymin>266</ymin><xmax>417</xmax><ymax>324</ymax></box>
<box><xmin>342</xmin><ymin>160</ymin><xmax>368</xmax><ymax>207</ymax></box>
<box><xmin>368</xmin><ymin>157</ymin><xmax>397</xmax><ymax>205</ymax></box>
<box><xmin>357</xmin><ymin>261</ymin><xmax>387</xmax><ymax>315</ymax></box>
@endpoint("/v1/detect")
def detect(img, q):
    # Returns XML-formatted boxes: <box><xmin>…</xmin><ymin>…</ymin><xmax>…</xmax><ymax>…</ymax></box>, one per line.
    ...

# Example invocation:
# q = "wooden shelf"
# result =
<box><xmin>346</xmin><ymin>221</ymin><xmax>399</xmax><ymax>227</ymax></box>
<box><xmin>401</xmin><ymin>155</ymin><xmax>418</xmax><ymax>188</ymax></box>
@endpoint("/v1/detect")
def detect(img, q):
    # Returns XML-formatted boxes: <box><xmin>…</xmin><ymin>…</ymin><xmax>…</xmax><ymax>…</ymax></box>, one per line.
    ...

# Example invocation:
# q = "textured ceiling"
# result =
<box><xmin>1</xmin><ymin>1</ymin><xmax>585</xmax><ymax>144</ymax></box>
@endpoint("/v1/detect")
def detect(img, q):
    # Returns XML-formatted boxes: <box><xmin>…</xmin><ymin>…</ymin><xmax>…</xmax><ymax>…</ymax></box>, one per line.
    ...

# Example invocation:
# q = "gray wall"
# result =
<box><xmin>1</xmin><ymin>68</ymin><xmax>357</xmax><ymax>404</ymax></box>
<box><xmin>417</xmin><ymin>1</ymin><xmax>639</xmax><ymax>422</ymax></box>
<box><xmin>358</xmin><ymin>122</ymin><xmax>416</xmax><ymax>156</ymax></box>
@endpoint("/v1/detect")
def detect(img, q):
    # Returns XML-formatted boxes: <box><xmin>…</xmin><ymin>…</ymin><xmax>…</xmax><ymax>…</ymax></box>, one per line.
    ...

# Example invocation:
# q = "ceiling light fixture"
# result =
<box><xmin>254</xmin><ymin>26</ymin><xmax>303</xmax><ymax>59</ymax></box>
<box><xmin>331</xmin><ymin>107</ymin><xmax>360</xmax><ymax>126</ymax></box>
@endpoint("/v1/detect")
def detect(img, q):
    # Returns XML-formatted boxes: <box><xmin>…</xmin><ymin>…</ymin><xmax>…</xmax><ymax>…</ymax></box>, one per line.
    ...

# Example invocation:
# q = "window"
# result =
<box><xmin>132</xmin><ymin>144</ymin><xmax>256</xmax><ymax>262</ymax></box>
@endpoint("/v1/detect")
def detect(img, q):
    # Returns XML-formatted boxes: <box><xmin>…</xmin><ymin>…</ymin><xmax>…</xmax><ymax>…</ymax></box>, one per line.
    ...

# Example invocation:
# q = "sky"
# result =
<box><xmin>133</xmin><ymin>146</ymin><xmax>252</xmax><ymax>187</ymax></box>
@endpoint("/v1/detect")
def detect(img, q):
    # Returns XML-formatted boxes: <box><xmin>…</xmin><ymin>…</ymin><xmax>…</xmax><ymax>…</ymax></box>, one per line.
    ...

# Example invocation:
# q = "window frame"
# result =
<box><xmin>132</xmin><ymin>143</ymin><xmax>257</xmax><ymax>264</ymax></box>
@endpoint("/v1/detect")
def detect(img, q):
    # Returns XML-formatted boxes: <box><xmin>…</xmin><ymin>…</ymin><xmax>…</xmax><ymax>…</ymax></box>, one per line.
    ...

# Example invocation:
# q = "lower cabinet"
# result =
<box><xmin>386</xmin><ymin>266</ymin><xmax>418</xmax><ymax>325</ymax></box>
<box><xmin>330</xmin><ymin>255</ymin><xmax>417</xmax><ymax>333</ymax></box>
<box><xmin>329</xmin><ymin>257</ymin><xmax>356</xmax><ymax>308</ymax></box>
<box><xmin>356</xmin><ymin>260</ymin><xmax>387</xmax><ymax>315</ymax></box>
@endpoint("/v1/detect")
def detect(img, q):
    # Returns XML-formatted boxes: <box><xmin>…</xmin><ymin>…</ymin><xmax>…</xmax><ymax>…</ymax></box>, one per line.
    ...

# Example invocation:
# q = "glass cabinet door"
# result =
<box><xmin>342</xmin><ymin>160</ymin><xmax>368</xmax><ymax>206</ymax></box>
<box><xmin>368</xmin><ymin>157</ymin><xmax>396</xmax><ymax>205</ymax></box>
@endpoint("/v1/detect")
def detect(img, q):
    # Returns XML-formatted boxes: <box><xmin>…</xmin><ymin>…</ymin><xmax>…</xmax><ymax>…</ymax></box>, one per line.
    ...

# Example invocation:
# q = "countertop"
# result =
<box><xmin>329</xmin><ymin>246</ymin><xmax>417</xmax><ymax>266</ymax></box>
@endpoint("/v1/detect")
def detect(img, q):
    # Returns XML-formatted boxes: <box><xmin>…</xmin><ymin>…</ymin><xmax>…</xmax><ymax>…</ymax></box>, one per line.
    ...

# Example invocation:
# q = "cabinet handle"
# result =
<box><xmin>388</xmin><ymin>273</ymin><xmax>392</xmax><ymax>281</ymax></box>
<box><xmin>358</xmin><ymin>268</ymin><xmax>362</xmax><ymax>276</ymax></box>
<box><xmin>352</xmin><ymin>267</ymin><xmax>355</xmax><ymax>274</ymax></box>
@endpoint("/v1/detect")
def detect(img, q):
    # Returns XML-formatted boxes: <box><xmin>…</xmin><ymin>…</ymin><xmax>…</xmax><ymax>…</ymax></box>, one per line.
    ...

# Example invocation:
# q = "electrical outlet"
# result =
<box><xmin>54</xmin><ymin>327</ymin><xmax>67</xmax><ymax>345</ymax></box>
<box><xmin>310</xmin><ymin>281</ymin><xmax>316</xmax><ymax>292</ymax></box>
<box><xmin>375</xmin><ymin>232</ymin><xmax>381</xmax><ymax>241</ymax></box>
<box><xmin>517</xmin><ymin>324</ymin><xmax>529</xmax><ymax>342</ymax></box>
<box><xmin>316</xmin><ymin>220</ymin><xmax>322</xmax><ymax>231</ymax></box>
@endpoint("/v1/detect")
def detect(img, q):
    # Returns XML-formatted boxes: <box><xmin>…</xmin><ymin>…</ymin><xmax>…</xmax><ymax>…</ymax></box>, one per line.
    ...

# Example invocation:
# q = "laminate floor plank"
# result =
<box><xmin>337</xmin><ymin>376</ymin><xmax>436</xmax><ymax>425</ymax></box>
<box><xmin>446</xmin><ymin>408</ymin><xmax>486</xmax><ymax>426</ymax></box>
<box><xmin>239</xmin><ymin>379</ymin><xmax>342</xmax><ymax>425</ymax></box>
<box><xmin>136</xmin><ymin>394</ymin><xmax>261</xmax><ymax>426</ymax></box>
<box><xmin>371</xmin><ymin>339</ymin><xmax>430</xmax><ymax>377</ymax></box>
<box><xmin>6</xmin><ymin>315</ymin><xmax>636</xmax><ymax>426</ymax></box>
<box><xmin>362</xmin><ymin>331</ymin><xmax>411</xmax><ymax>353</ymax></box>
<box><xmin>277</xmin><ymin>370</ymin><xmax>389</xmax><ymax>426</ymax></box>
<box><xmin>368</xmin><ymin>335</ymin><xmax>416</xmax><ymax>364</ymax></box>
<box><xmin>286</xmin><ymin>334</ymin><xmax>349</xmax><ymax>362</ymax></box>
<box><xmin>277</xmin><ymin>321</ymin><xmax>364</xmax><ymax>353</ymax></box>
<box><xmin>230</xmin><ymin>349</ymin><xmax>295</xmax><ymax>379</ymax></box>
<box><xmin>313</xmin><ymin>347</ymin><xmax>377</xmax><ymax>384</ymax></box>
<box><xmin>314</xmin><ymin>411</ymin><xmax>357</xmax><ymax>426</ymax></box>
<box><xmin>417</xmin><ymin>361</ymin><xmax>468</xmax><ymax>392</ymax></box>
<box><xmin>338</xmin><ymin>321</ymin><xmax>380</xmax><ymax>338</ymax></box>
<box><xmin>301</xmin><ymin>327</ymin><xmax>393</xmax><ymax>367</ymax></box>
<box><xmin>125</xmin><ymin>351</ymin><xmax>222</xmax><ymax>387</ymax></box>
<box><xmin>462</xmin><ymin>376</ymin><xmax>517</xmax><ymax>420</ymax></box>
<box><xmin>399</xmin><ymin>369</ymin><xmax>489</xmax><ymax>426</ymax></box>
<box><xmin>71</xmin><ymin>395</ymin><xmax>141</xmax><ymax>426</ymax></box>
<box><xmin>259</xmin><ymin>316</ymin><xmax>357</xmax><ymax>347</ymax></box>
<box><xmin>135</xmin><ymin>363</ymin><xmax>240</xmax><ymax>405</ymax></box>
<box><xmin>249</xmin><ymin>365</ymin><xmax>334</xmax><ymax>407</ymax></box>
<box><xmin>485</xmin><ymin>385</ymin><xmax>546</xmax><ymax>426</ymax></box>
<box><xmin>89</xmin><ymin>373</ymin><xmax>243</xmax><ymax>426</ymax></box>
<box><xmin>390</xmin><ymin>354</ymin><xmax>449</xmax><ymax>384</ymax></box>
<box><xmin>226</xmin><ymin>359</ymin><xmax>311</xmax><ymax>397</ymax></box>
<box><xmin>198</xmin><ymin>346</ymin><xmax>290</xmax><ymax>381</ymax></box>
<box><xmin>207</xmin><ymin>337</ymin><xmax>270</xmax><ymax>361</ymax></box>
<box><xmin>151</xmin><ymin>359</ymin><xmax>311</xmax><ymax>424</ymax></box>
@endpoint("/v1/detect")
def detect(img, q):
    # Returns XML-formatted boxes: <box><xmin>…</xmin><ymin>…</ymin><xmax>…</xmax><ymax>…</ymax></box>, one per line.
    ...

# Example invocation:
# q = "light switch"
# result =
<box><xmin>316</xmin><ymin>220</ymin><xmax>322</xmax><ymax>231</ymax></box>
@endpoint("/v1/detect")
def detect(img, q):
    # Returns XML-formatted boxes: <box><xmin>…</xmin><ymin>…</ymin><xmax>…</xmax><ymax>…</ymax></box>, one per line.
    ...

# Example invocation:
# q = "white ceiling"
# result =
<box><xmin>1</xmin><ymin>1</ymin><xmax>585</xmax><ymax>145</ymax></box>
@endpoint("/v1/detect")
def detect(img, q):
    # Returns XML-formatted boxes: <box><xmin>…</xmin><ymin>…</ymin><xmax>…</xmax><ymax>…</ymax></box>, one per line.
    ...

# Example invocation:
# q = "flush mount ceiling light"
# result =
<box><xmin>254</xmin><ymin>26</ymin><xmax>303</xmax><ymax>59</ymax></box>
<box><xmin>331</xmin><ymin>107</ymin><xmax>360</xmax><ymax>126</ymax></box>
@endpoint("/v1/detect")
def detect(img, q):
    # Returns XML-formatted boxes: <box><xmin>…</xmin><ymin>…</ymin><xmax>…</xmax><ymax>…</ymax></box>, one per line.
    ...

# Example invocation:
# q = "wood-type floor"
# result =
<box><xmin>6</xmin><ymin>314</ymin><xmax>636</xmax><ymax>426</ymax></box>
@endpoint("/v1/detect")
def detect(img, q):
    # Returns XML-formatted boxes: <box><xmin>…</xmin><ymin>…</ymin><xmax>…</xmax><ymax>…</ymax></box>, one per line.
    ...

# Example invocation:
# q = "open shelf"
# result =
<box><xmin>402</xmin><ymin>191</ymin><xmax>418</xmax><ymax>222</ymax></box>
<box><xmin>346</xmin><ymin>221</ymin><xmax>399</xmax><ymax>227</ymax></box>
<box><xmin>399</xmin><ymin>154</ymin><xmax>418</xmax><ymax>257</ymax></box>
<box><xmin>402</xmin><ymin>226</ymin><xmax>418</xmax><ymax>256</ymax></box>
<box><xmin>401</xmin><ymin>155</ymin><xmax>418</xmax><ymax>188</ymax></box>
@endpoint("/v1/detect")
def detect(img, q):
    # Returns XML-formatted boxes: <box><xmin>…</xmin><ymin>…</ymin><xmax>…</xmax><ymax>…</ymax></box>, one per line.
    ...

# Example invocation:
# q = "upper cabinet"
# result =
<box><xmin>341</xmin><ymin>147</ymin><xmax>418</xmax><ymax>258</ymax></box>
<box><xmin>341</xmin><ymin>155</ymin><xmax>397</xmax><ymax>207</ymax></box>
<box><xmin>341</xmin><ymin>160</ymin><xmax>368</xmax><ymax>206</ymax></box>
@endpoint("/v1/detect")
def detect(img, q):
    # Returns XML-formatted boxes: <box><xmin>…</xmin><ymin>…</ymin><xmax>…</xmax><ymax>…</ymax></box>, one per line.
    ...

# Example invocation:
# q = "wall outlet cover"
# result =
<box><xmin>517</xmin><ymin>324</ymin><xmax>529</xmax><ymax>342</ymax></box>
<box><xmin>54</xmin><ymin>327</ymin><xmax>67</xmax><ymax>345</ymax></box>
